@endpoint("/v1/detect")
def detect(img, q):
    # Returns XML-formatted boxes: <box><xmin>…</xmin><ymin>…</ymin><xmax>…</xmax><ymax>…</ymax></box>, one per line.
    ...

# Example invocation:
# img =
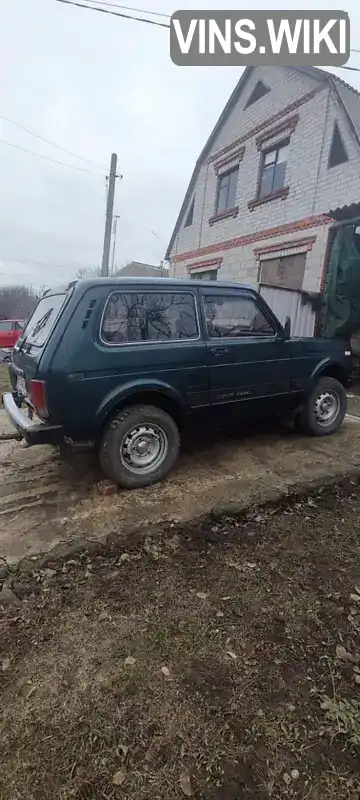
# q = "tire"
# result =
<box><xmin>298</xmin><ymin>376</ymin><xmax>347</xmax><ymax>437</ymax></box>
<box><xmin>99</xmin><ymin>404</ymin><xmax>180</xmax><ymax>489</ymax></box>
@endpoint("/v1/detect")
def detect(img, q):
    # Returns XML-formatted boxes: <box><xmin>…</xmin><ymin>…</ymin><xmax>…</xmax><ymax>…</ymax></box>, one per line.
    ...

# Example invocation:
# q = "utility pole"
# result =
<box><xmin>111</xmin><ymin>215</ymin><xmax>120</xmax><ymax>275</ymax></box>
<box><xmin>101</xmin><ymin>153</ymin><xmax>118</xmax><ymax>277</ymax></box>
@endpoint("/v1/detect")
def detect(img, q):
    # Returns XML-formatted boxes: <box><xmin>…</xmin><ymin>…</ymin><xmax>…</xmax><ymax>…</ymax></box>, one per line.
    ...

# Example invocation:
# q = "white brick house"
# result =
<box><xmin>166</xmin><ymin>66</ymin><xmax>360</xmax><ymax>336</ymax></box>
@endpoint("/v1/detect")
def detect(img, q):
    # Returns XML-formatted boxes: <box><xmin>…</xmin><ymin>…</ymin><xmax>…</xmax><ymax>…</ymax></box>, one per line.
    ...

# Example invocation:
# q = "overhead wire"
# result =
<box><xmin>84</xmin><ymin>0</ymin><xmax>170</xmax><ymax>17</ymax></box>
<box><xmin>0</xmin><ymin>113</ymin><xmax>106</xmax><ymax>169</ymax></box>
<box><xmin>55</xmin><ymin>0</ymin><xmax>170</xmax><ymax>28</ymax></box>
<box><xmin>340</xmin><ymin>65</ymin><xmax>360</xmax><ymax>72</ymax></box>
<box><xmin>0</xmin><ymin>138</ymin><xmax>105</xmax><ymax>175</ymax></box>
<box><xmin>55</xmin><ymin>1</ymin><xmax>360</xmax><ymax>71</ymax></box>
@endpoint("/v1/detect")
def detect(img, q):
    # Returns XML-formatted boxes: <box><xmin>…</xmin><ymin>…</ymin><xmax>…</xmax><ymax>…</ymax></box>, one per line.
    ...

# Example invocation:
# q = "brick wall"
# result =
<box><xmin>170</xmin><ymin>66</ymin><xmax>360</xmax><ymax>293</ymax></box>
<box><xmin>314</xmin><ymin>92</ymin><xmax>360</xmax><ymax>213</ymax></box>
<box><xmin>173</xmin><ymin>222</ymin><xmax>330</xmax><ymax>294</ymax></box>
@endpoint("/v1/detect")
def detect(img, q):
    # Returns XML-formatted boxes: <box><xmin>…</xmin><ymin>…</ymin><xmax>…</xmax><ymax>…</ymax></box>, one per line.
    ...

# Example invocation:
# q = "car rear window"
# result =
<box><xmin>20</xmin><ymin>293</ymin><xmax>67</xmax><ymax>347</ymax></box>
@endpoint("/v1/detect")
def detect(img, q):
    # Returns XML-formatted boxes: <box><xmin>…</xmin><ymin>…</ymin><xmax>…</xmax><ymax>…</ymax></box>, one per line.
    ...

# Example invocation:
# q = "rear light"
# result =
<box><xmin>30</xmin><ymin>380</ymin><xmax>49</xmax><ymax>419</ymax></box>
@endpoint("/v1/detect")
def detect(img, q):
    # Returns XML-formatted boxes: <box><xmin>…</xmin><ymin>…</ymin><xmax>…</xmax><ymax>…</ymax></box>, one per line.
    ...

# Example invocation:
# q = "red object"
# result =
<box><xmin>0</xmin><ymin>319</ymin><xmax>24</xmax><ymax>349</ymax></box>
<box><xmin>29</xmin><ymin>380</ymin><xmax>48</xmax><ymax>419</ymax></box>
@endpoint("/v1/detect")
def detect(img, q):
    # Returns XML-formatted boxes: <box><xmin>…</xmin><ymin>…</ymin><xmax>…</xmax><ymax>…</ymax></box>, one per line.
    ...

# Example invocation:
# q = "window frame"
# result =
<box><xmin>215</xmin><ymin>165</ymin><xmax>239</xmax><ymax>214</ymax></box>
<box><xmin>99</xmin><ymin>288</ymin><xmax>201</xmax><ymax>347</ymax></box>
<box><xmin>190</xmin><ymin>269</ymin><xmax>218</xmax><ymax>282</ymax></box>
<box><xmin>259</xmin><ymin>252</ymin><xmax>306</xmax><ymax>291</ymax></box>
<box><xmin>201</xmin><ymin>291</ymin><xmax>277</xmax><ymax>341</ymax></box>
<box><xmin>257</xmin><ymin>137</ymin><xmax>290</xmax><ymax>199</ymax></box>
<box><xmin>14</xmin><ymin>292</ymin><xmax>70</xmax><ymax>350</ymax></box>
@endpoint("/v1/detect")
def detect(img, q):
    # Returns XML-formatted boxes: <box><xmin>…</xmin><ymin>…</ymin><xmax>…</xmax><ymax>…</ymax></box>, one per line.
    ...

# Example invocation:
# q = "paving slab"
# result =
<box><xmin>1</xmin><ymin>408</ymin><xmax>360</xmax><ymax>564</ymax></box>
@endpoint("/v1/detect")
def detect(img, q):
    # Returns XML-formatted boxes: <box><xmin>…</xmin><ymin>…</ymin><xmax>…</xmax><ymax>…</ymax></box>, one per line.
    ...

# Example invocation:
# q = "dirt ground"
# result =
<box><xmin>2</xmin><ymin>485</ymin><xmax>360</xmax><ymax>799</ymax></box>
<box><xmin>2</xmin><ymin>360</ymin><xmax>360</xmax><ymax>563</ymax></box>
<box><xmin>2</xmin><ymin>365</ymin><xmax>360</xmax><ymax>798</ymax></box>
<box><xmin>0</xmin><ymin>411</ymin><xmax>360</xmax><ymax>564</ymax></box>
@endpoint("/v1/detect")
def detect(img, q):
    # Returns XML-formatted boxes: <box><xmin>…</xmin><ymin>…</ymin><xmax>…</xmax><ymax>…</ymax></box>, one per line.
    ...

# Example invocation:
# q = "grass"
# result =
<box><xmin>0</xmin><ymin>364</ymin><xmax>10</xmax><ymax>395</ymax></box>
<box><xmin>2</xmin><ymin>486</ymin><xmax>360</xmax><ymax>798</ymax></box>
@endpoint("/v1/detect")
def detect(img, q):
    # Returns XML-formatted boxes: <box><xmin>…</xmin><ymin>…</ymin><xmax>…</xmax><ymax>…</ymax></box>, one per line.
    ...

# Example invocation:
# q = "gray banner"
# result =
<box><xmin>170</xmin><ymin>10</ymin><xmax>350</xmax><ymax>67</ymax></box>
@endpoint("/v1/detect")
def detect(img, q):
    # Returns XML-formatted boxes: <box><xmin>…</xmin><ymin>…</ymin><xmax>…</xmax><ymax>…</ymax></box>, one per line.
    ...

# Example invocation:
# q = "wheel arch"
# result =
<box><xmin>97</xmin><ymin>381</ymin><xmax>187</xmax><ymax>433</ymax></box>
<box><xmin>311</xmin><ymin>359</ymin><xmax>349</xmax><ymax>389</ymax></box>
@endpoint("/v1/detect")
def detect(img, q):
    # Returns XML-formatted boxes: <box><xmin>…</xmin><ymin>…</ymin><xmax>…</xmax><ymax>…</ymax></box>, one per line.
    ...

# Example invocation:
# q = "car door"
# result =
<box><xmin>11</xmin><ymin>321</ymin><xmax>22</xmax><ymax>347</ymax></box>
<box><xmin>200</xmin><ymin>287</ymin><xmax>292</xmax><ymax>413</ymax></box>
<box><xmin>0</xmin><ymin>321</ymin><xmax>14</xmax><ymax>348</ymax></box>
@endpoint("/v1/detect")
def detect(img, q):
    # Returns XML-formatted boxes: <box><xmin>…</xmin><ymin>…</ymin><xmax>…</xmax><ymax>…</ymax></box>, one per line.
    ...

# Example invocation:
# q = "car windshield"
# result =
<box><xmin>20</xmin><ymin>293</ymin><xmax>67</xmax><ymax>347</ymax></box>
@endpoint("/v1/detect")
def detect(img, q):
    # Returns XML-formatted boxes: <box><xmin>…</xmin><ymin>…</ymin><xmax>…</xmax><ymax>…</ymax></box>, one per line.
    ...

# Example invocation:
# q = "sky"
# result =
<box><xmin>0</xmin><ymin>0</ymin><xmax>359</xmax><ymax>289</ymax></box>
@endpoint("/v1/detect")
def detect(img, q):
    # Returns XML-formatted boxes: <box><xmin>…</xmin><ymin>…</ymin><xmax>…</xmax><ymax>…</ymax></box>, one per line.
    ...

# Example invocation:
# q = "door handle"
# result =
<box><xmin>210</xmin><ymin>346</ymin><xmax>229</xmax><ymax>355</ymax></box>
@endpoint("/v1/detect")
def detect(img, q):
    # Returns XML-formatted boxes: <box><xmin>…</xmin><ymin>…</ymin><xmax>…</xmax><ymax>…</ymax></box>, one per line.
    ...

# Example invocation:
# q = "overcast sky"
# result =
<box><xmin>0</xmin><ymin>0</ymin><xmax>358</xmax><ymax>288</ymax></box>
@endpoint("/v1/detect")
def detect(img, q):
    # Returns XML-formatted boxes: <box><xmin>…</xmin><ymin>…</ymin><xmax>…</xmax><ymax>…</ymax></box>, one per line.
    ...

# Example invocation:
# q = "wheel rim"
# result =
<box><xmin>314</xmin><ymin>390</ymin><xmax>340</xmax><ymax>427</ymax></box>
<box><xmin>120</xmin><ymin>423</ymin><xmax>168</xmax><ymax>475</ymax></box>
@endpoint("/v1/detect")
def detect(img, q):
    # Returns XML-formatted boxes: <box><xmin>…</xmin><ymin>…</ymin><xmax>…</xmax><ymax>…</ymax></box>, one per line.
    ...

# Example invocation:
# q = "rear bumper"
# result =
<box><xmin>2</xmin><ymin>392</ymin><xmax>64</xmax><ymax>445</ymax></box>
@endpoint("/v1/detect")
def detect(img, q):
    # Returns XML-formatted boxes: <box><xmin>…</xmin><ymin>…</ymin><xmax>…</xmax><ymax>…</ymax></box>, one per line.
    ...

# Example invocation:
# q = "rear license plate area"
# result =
<box><xmin>17</xmin><ymin>376</ymin><xmax>27</xmax><ymax>396</ymax></box>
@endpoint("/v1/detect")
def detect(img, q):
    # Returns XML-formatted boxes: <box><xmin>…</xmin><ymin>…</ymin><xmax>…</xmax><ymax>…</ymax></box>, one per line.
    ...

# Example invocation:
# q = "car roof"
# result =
<box><xmin>50</xmin><ymin>277</ymin><xmax>256</xmax><ymax>294</ymax></box>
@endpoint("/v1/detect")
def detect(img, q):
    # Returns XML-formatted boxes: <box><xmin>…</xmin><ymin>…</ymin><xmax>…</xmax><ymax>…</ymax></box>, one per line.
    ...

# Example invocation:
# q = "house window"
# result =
<box><xmin>203</xmin><ymin>295</ymin><xmax>274</xmax><ymax>338</ymax></box>
<box><xmin>260</xmin><ymin>253</ymin><xmax>306</xmax><ymax>291</ymax></box>
<box><xmin>245</xmin><ymin>80</ymin><xmax>270</xmax><ymax>109</ymax></box>
<box><xmin>216</xmin><ymin>167</ymin><xmax>239</xmax><ymax>213</ymax></box>
<box><xmin>258</xmin><ymin>140</ymin><xmax>289</xmax><ymax>198</ymax></box>
<box><xmin>101</xmin><ymin>291</ymin><xmax>199</xmax><ymax>344</ymax></box>
<box><xmin>328</xmin><ymin>123</ymin><xmax>348</xmax><ymax>168</ymax></box>
<box><xmin>190</xmin><ymin>270</ymin><xmax>217</xmax><ymax>281</ymax></box>
<box><xmin>184</xmin><ymin>196</ymin><xmax>195</xmax><ymax>227</ymax></box>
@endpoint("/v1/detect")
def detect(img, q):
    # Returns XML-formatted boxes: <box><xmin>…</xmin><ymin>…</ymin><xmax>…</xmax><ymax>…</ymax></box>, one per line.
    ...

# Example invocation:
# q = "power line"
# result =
<box><xmin>0</xmin><ymin>113</ymin><xmax>106</xmax><ymax>169</ymax></box>
<box><xmin>341</xmin><ymin>65</ymin><xmax>360</xmax><ymax>72</ymax></box>
<box><xmin>55</xmin><ymin>1</ymin><xmax>360</xmax><ymax>69</ymax></box>
<box><xmin>0</xmin><ymin>138</ymin><xmax>104</xmax><ymax>175</ymax></box>
<box><xmin>55</xmin><ymin>0</ymin><xmax>170</xmax><ymax>28</ymax></box>
<box><xmin>85</xmin><ymin>0</ymin><xmax>170</xmax><ymax>18</ymax></box>
<box><xmin>62</xmin><ymin>0</ymin><xmax>360</xmax><ymax>41</ymax></box>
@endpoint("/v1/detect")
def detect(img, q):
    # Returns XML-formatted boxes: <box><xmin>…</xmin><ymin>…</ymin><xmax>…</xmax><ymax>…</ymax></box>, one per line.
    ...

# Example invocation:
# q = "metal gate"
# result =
<box><xmin>260</xmin><ymin>285</ymin><xmax>315</xmax><ymax>338</ymax></box>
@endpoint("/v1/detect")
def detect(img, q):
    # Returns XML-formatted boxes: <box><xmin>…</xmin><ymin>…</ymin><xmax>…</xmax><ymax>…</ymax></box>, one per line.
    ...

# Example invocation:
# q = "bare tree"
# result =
<box><xmin>0</xmin><ymin>285</ymin><xmax>40</xmax><ymax>321</ymax></box>
<box><xmin>75</xmin><ymin>266</ymin><xmax>101</xmax><ymax>280</ymax></box>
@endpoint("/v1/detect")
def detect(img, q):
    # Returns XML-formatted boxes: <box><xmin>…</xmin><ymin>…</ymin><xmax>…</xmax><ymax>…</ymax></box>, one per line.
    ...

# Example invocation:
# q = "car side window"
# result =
<box><xmin>101</xmin><ymin>291</ymin><xmax>199</xmax><ymax>344</ymax></box>
<box><xmin>0</xmin><ymin>321</ymin><xmax>12</xmax><ymax>331</ymax></box>
<box><xmin>203</xmin><ymin>294</ymin><xmax>275</xmax><ymax>338</ymax></box>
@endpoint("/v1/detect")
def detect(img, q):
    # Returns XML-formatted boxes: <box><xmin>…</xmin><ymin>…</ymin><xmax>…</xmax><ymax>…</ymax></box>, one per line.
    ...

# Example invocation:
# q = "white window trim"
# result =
<box><xmin>258</xmin><ymin>245</ymin><xmax>310</xmax><ymax>263</ymax></box>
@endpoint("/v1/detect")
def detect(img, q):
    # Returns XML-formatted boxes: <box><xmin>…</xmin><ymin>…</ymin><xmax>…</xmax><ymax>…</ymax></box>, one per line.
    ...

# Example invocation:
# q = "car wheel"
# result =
<box><xmin>99</xmin><ymin>404</ymin><xmax>180</xmax><ymax>489</ymax></box>
<box><xmin>298</xmin><ymin>376</ymin><xmax>347</xmax><ymax>436</ymax></box>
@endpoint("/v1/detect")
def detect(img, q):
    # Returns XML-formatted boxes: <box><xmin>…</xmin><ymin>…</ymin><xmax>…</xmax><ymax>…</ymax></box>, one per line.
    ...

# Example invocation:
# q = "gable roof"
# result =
<box><xmin>165</xmin><ymin>66</ymin><xmax>360</xmax><ymax>261</ymax></box>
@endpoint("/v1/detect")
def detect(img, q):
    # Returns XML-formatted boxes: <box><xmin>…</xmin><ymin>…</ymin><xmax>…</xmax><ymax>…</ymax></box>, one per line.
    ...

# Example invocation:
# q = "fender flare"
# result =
<box><xmin>310</xmin><ymin>357</ymin><xmax>332</xmax><ymax>385</ymax></box>
<box><xmin>95</xmin><ymin>378</ymin><xmax>187</xmax><ymax>429</ymax></box>
<box><xmin>309</xmin><ymin>357</ymin><xmax>346</xmax><ymax>389</ymax></box>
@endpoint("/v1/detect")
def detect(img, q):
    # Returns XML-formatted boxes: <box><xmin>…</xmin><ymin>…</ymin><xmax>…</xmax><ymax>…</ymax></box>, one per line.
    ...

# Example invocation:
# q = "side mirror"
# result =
<box><xmin>283</xmin><ymin>316</ymin><xmax>291</xmax><ymax>340</ymax></box>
